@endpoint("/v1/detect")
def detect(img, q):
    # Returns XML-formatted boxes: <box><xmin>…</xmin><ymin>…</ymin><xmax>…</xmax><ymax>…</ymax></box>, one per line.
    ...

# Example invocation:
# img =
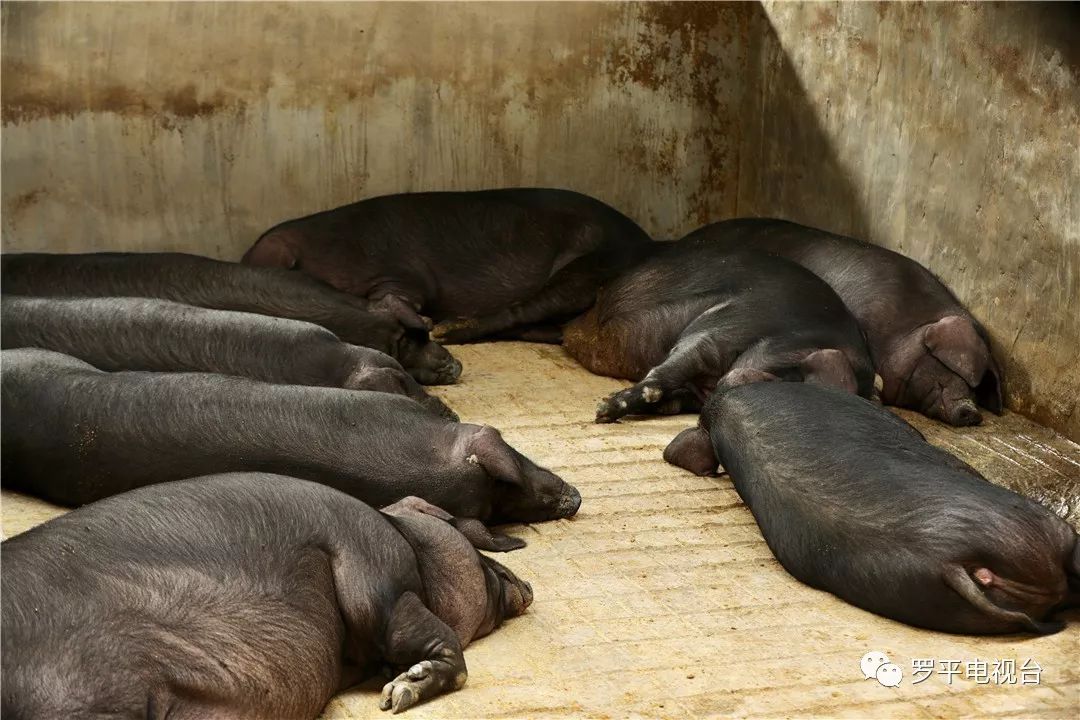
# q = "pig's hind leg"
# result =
<box><xmin>432</xmin><ymin>255</ymin><xmax>607</xmax><ymax>344</ymax></box>
<box><xmin>595</xmin><ymin>324</ymin><xmax>733</xmax><ymax>423</ymax></box>
<box><xmin>379</xmin><ymin>592</ymin><xmax>469</xmax><ymax>713</ymax></box>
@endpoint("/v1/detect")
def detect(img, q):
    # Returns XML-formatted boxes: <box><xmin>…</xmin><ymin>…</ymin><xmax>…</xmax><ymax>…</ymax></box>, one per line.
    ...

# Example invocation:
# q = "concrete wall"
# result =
<box><xmin>1</xmin><ymin>1</ymin><xmax>747</xmax><ymax>255</ymax></box>
<box><xmin>739</xmin><ymin>2</ymin><xmax>1080</xmax><ymax>440</ymax></box>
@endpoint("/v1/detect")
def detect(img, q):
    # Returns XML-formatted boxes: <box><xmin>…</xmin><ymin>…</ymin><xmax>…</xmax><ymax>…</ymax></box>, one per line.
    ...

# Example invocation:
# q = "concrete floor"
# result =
<box><xmin>2</xmin><ymin>342</ymin><xmax>1078</xmax><ymax>718</ymax></box>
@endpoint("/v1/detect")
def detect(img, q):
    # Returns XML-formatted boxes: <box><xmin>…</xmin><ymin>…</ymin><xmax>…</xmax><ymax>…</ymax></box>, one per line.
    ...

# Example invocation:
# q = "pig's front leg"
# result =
<box><xmin>595</xmin><ymin>325</ymin><xmax>732</xmax><ymax>423</ymax></box>
<box><xmin>380</xmin><ymin>592</ymin><xmax>468</xmax><ymax>713</ymax></box>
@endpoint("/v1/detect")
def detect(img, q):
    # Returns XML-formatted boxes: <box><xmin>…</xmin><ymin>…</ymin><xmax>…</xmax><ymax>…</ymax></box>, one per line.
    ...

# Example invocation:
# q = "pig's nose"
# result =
<box><xmin>437</xmin><ymin>355</ymin><xmax>463</xmax><ymax>383</ymax></box>
<box><xmin>556</xmin><ymin>486</ymin><xmax>582</xmax><ymax>518</ymax></box>
<box><xmin>521</xmin><ymin>581</ymin><xmax>534</xmax><ymax>607</ymax></box>
<box><xmin>949</xmin><ymin>399</ymin><xmax>982</xmax><ymax>426</ymax></box>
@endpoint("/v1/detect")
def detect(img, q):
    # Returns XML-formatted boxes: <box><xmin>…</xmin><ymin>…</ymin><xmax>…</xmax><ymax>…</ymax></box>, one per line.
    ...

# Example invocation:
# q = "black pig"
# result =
<box><xmin>243</xmin><ymin>188</ymin><xmax>652</xmax><ymax>344</ymax></box>
<box><xmin>563</xmin><ymin>244</ymin><xmax>875</xmax><ymax>422</ymax></box>
<box><xmin>664</xmin><ymin>381</ymin><xmax>1079</xmax><ymax>634</ymax></box>
<box><xmin>683</xmin><ymin>218</ymin><xmax>1003</xmax><ymax>425</ymax></box>
<box><xmin>1</xmin><ymin>349</ymin><xmax>579</xmax><ymax>536</ymax></box>
<box><xmin>0</xmin><ymin>295</ymin><xmax>456</xmax><ymax>420</ymax></box>
<box><xmin>1</xmin><ymin>474</ymin><xmax>534</xmax><ymax>717</ymax></box>
<box><xmin>0</xmin><ymin>251</ymin><xmax>461</xmax><ymax>384</ymax></box>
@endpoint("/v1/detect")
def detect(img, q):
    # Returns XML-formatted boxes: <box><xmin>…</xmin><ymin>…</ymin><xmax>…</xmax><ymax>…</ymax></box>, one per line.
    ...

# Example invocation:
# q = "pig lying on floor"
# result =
<box><xmin>243</xmin><ymin>188</ymin><xmax>653</xmax><ymax>344</ymax></box>
<box><xmin>563</xmin><ymin>244</ymin><xmax>875</xmax><ymax>422</ymax></box>
<box><xmin>1</xmin><ymin>474</ymin><xmax>533</xmax><ymax>717</ymax></box>
<box><xmin>682</xmin><ymin>218</ymin><xmax>1003</xmax><ymax>426</ymax></box>
<box><xmin>1</xmin><ymin>295</ymin><xmax>456</xmax><ymax>420</ymax></box>
<box><xmin>2</xmin><ymin>349</ymin><xmax>579</xmax><ymax>543</ymax></box>
<box><xmin>665</xmin><ymin>380</ymin><xmax>1079</xmax><ymax>634</ymax></box>
<box><xmin>1</xmin><ymin>251</ymin><xmax>461</xmax><ymax>384</ymax></box>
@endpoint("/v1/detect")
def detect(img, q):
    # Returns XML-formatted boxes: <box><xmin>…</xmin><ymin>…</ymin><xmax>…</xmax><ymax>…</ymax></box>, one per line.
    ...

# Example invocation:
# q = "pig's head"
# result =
<box><xmin>367</xmin><ymin>295</ymin><xmax>462</xmax><ymax>385</ymax></box>
<box><xmin>380</xmin><ymin>496</ymin><xmax>533</xmax><ymax>645</ymax></box>
<box><xmin>464</xmin><ymin>425</ymin><xmax>581</xmax><ymax>524</ymax></box>
<box><xmin>884</xmin><ymin>315</ymin><xmax>1003</xmax><ymax>426</ymax></box>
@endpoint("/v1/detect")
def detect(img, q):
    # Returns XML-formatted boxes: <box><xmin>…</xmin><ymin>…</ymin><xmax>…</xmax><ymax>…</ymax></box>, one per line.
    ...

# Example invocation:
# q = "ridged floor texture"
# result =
<box><xmin>2</xmin><ymin>342</ymin><xmax>1078</xmax><ymax>719</ymax></box>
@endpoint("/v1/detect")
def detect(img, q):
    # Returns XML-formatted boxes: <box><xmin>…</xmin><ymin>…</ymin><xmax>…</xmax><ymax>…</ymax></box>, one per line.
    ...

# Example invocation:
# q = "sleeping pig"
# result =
<box><xmin>664</xmin><ymin>380</ymin><xmax>1079</xmax><ymax>634</ymax></box>
<box><xmin>1</xmin><ymin>349</ymin><xmax>579</xmax><ymax>539</ymax></box>
<box><xmin>0</xmin><ymin>251</ymin><xmax>461</xmax><ymax>384</ymax></box>
<box><xmin>682</xmin><ymin>218</ymin><xmax>1002</xmax><ymax>425</ymax></box>
<box><xmin>563</xmin><ymin>243</ymin><xmax>875</xmax><ymax>422</ymax></box>
<box><xmin>0</xmin><ymin>295</ymin><xmax>456</xmax><ymax>420</ymax></box>
<box><xmin>242</xmin><ymin>188</ymin><xmax>653</xmax><ymax>344</ymax></box>
<box><xmin>1</xmin><ymin>473</ymin><xmax>533</xmax><ymax>717</ymax></box>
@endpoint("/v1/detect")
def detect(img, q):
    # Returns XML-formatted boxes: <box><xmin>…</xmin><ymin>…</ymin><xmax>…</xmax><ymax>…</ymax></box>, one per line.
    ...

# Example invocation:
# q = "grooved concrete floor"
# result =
<box><xmin>3</xmin><ymin>342</ymin><xmax>1078</xmax><ymax>718</ymax></box>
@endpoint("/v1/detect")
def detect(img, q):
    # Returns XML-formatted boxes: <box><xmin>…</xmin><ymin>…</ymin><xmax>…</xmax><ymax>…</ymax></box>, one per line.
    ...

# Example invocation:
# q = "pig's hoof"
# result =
<box><xmin>380</xmin><ymin>661</ymin><xmax>464</xmax><ymax>714</ymax></box>
<box><xmin>594</xmin><ymin>398</ymin><xmax>621</xmax><ymax>423</ymax></box>
<box><xmin>380</xmin><ymin>664</ymin><xmax>426</xmax><ymax>713</ymax></box>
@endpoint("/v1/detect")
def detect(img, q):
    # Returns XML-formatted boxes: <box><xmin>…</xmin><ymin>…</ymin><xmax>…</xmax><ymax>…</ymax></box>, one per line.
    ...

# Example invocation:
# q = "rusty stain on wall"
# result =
<box><xmin>1</xmin><ymin>2</ymin><xmax>746</xmax><ymax>252</ymax></box>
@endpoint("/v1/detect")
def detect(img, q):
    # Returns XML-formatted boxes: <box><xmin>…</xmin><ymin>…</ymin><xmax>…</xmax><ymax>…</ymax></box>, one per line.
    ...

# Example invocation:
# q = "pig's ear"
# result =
<box><xmin>922</xmin><ymin>315</ymin><xmax>989</xmax><ymax>388</ymax></box>
<box><xmin>467</xmin><ymin>426</ymin><xmax>525</xmax><ymax>486</ymax></box>
<box><xmin>372</xmin><ymin>294</ymin><xmax>434</xmax><ymax>331</ymax></box>
<box><xmin>380</xmin><ymin>495</ymin><xmax>454</xmax><ymax>520</ymax></box>
<box><xmin>663</xmin><ymin>426</ymin><xmax>718</xmax><ymax>476</ymax></box>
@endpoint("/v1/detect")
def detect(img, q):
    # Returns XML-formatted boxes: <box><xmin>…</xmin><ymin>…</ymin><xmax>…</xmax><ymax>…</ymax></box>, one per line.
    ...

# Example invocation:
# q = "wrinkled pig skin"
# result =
<box><xmin>0</xmin><ymin>295</ymin><xmax>456</xmax><ymax>420</ymax></box>
<box><xmin>664</xmin><ymin>381</ymin><xmax>1079</xmax><ymax>635</ymax></box>
<box><xmin>0</xmin><ymin>251</ymin><xmax>461</xmax><ymax>385</ymax></box>
<box><xmin>682</xmin><ymin>218</ymin><xmax>1003</xmax><ymax>426</ymax></box>
<box><xmin>1</xmin><ymin>349</ymin><xmax>580</xmax><ymax>531</ymax></box>
<box><xmin>243</xmin><ymin>188</ymin><xmax>653</xmax><ymax>344</ymax></box>
<box><xmin>1</xmin><ymin>474</ymin><xmax>534</xmax><ymax>718</ymax></box>
<box><xmin>563</xmin><ymin>243</ymin><xmax>875</xmax><ymax>422</ymax></box>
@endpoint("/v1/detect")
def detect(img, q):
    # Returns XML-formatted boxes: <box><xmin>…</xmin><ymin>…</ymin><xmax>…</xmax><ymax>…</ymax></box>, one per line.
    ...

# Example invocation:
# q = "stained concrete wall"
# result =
<box><xmin>739</xmin><ymin>1</ymin><xmax>1080</xmax><ymax>440</ymax></box>
<box><xmin>1</xmin><ymin>1</ymin><xmax>747</xmax><ymax>254</ymax></box>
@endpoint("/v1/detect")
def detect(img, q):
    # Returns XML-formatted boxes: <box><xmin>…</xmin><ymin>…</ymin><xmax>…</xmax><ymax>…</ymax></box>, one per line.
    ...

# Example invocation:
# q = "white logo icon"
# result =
<box><xmin>861</xmin><ymin>651</ymin><xmax>903</xmax><ymax>687</ymax></box>
<box><xmin>860</xmin><ymin>651</ymin><xmax>889</xmax><ymax>679</ymax></box>
<box><xmin>876</xmin><ymin>662</ymin><xmax>903</xmax><ymax>687</ymax></box>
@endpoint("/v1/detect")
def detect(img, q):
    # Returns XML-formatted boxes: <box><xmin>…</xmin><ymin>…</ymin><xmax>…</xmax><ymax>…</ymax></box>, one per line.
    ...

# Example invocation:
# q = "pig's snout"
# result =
<box><xmin>407</xmin><ymin>353</ymin><xmax>462</xmax><ymax>386</ymax></box>
<box><xmin>437</xmin><ymin>354</ymin><xmax>464</xmax><ymax>383</ymax></box>
<box><xmin>555</xmin><ymin>485</ymin><xmax>582</xmax><ymax>518</ymax></box>
<box><xmin>520</xmin><ymin>580</ymin><xmax>535</xmax><ymax>608</ymax></box>
<box><xmin>947</xmin><ymin>398</ymin><xmax>982</xmax><ymax>427</ymax></box>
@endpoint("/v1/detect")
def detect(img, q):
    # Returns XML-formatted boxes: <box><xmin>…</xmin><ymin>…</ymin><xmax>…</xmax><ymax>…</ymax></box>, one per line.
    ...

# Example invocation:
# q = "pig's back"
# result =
<box><xmin>1</xmin><ymin>348</ymin><xmax>442</xmax><ymax>505</ymax></box>
<box><xmin>684</xmin><ymin>219</ymin><xmax>967</xmax><ymax>330</ymax></box>
<box><xmin>709</xmin><ymin>382</ymin><xmax>1066</xmax><ymax>567</ymax></box>
<box><xmin>1</xmin><ymin>295</ymin><xmax>348</xmax><ymax>385</ymax></box>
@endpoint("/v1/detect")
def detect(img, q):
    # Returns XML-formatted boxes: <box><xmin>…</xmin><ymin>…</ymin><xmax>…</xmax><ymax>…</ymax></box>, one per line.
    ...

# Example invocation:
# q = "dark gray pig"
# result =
<box><xmin>683</xmin><ymin>218</ymin><xmax>1002</xmax><ymax>425</ymax></box>
<box><xmin>0</xmin><ymin>251</ymin><xmax>461</xmax><ymax>384</ymax></box>
<box><xmin>664</xmin><ymin>381</ymin><xmax>1079</xmax><ymax>634</ymax></box>
<box><xmin>1</xmin><ymin>473</ymin><xmax>534</xmax><ymax>717</ymax></box>
<box><xmin>1</xmin><ymin>349</ymin><xmax>579</xmax><ymax>535</ymax></box>
<box><xmin>242</xmin><ymin>188</ymin><xmax>653</xmax><ymax>344</ymax></box>
<box><xmin>563</xmin><ymin>244</ymin><xmax>875</xmax><ymax>422</ymax></box>
<box><xmin>0</xmin><ymin>295</ymin><xmax>456</xmax><ymax>420</ymax></box>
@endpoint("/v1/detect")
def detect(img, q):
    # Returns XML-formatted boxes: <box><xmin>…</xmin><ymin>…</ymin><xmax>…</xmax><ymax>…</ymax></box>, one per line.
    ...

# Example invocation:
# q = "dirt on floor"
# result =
<box><xmin>2</xmin><ymin>342</ymin><xmax>1078</xmax><ymax>719</ymax></box>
